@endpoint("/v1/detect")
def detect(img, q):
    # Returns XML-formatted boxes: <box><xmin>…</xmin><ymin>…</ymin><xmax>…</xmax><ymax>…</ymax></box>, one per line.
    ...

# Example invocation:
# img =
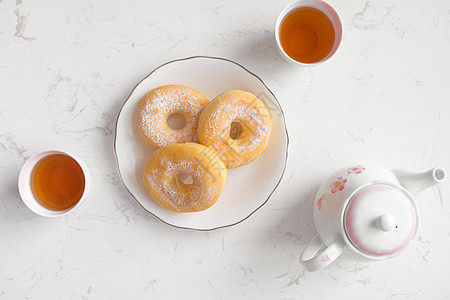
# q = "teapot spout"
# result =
<box><xmin>392</xmin><ymin>167</ymin><xmax>446</xmax><ymax>197</ymax></box>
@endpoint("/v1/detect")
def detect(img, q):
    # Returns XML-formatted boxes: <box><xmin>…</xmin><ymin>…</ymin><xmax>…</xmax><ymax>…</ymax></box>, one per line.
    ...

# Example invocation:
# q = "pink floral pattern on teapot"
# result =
<box><xmin>316</xmin><ymin>194</ymin><xmax>324</xmax><ymax>210</ymax></box>
<box><xmin>317</xmin><ymin>166</ymin><xmax>367</xmax><ymax>210</ymax></box>
<box><xmin>330</xmin><ymin>177</ymin><xmax>347</xmax><ymax>193</ymax></box>
<box><xmin>346</xmin><ymin>166</ymin><xmax>365</xmax><ymax>175</ymax></box>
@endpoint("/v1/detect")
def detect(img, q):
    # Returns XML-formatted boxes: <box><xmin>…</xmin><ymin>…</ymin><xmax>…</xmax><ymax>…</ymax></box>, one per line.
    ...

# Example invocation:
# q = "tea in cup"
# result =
<box><xmin>18</xmin><ymin>150</ymin><xmax>90</xmax><ymax>217</ymax></box>
<box><xmin>275</xmin><ymin>0</ymin><xmax>343</xmax><ymax>65</ymax></box>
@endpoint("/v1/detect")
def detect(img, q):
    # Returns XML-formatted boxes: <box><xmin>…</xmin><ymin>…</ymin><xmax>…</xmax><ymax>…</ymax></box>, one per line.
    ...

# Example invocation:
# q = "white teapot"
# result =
<box><xmin>300</xmin><ymin>164</ymin><xmax>446</xmax><ymax>272</ymax></box>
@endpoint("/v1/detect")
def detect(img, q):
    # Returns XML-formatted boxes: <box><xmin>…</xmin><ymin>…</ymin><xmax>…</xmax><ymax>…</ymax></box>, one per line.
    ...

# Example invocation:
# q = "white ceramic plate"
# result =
<box><xmin>114</xmin><ymin>56</ymin><xmax>289</xmax><ymax>230</ymax></box>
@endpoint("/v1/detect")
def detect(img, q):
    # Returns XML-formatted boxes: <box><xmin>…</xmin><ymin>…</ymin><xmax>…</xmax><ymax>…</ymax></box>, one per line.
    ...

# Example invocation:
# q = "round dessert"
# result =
<box><xmin>197</xmin><ymin>90</ymin><xmax>272</xmax><ymax>168</ymax></box>
<box><xmin>143</xmin><ymin>143</ymin><xmax>227</xmax><ymax>213</ymax></box>
<box><xmin>137</xmin><ymin>85</ymin><xmax>209</xmax><ymax>150</ymax></box>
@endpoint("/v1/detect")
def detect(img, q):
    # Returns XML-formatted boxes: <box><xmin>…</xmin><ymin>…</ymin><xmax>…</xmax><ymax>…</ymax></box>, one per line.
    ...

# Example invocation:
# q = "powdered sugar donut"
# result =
<box><xmin>137</xmin><ymin>85</ymin><xmax>209</xmax><ymax>149</ymax></box>
<box><xmin>197</xmin><ymin>90</ymin><xmax>272</xmax><ymax>169</ymax></box>
<box><xmin>143</xmin><ymin>143</ymin><xmax>227</xmax><ymax>212</ymax></box>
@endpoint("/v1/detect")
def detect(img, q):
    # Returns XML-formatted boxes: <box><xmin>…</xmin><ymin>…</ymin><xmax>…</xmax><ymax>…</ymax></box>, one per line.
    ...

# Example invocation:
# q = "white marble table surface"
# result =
<box><xmin>1</xmin><ymin>0</ymin><xmax>449</xmax><ymax>299</ymax></box>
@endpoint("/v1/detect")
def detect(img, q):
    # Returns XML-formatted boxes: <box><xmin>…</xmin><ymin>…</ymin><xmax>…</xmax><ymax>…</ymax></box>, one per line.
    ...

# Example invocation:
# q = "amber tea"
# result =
<box><xmin>279</xmin><ymin>6</ymin><xmax>336</xmax><ymax>64</ymax></box>
<box><xmin>30</xmin><ymin>154</ymin><xmax>85</xmax><ymax>211</ymax></box>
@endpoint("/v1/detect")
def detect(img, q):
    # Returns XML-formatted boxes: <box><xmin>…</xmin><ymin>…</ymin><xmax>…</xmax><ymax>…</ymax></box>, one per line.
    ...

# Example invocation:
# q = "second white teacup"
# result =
<box><xmin>18</xmin><ymin>149</ymin><xmax>90</xmax><ymax>217</ymax></box>
<box><xmin>275</xmin><ymin>0</ymin><xmax>343</xmax><ymax>66</ymax></box>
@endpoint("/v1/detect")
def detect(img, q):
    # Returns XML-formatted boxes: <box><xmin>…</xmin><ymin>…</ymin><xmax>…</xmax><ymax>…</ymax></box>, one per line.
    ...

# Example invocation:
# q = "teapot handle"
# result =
<box><xmin>300</xmin><ymin>234</ymin><xmax>344</xmax><ymax>272</ymax></box>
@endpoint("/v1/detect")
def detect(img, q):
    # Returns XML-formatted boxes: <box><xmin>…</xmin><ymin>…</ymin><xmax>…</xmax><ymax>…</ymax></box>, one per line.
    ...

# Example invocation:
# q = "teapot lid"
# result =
<box><xmin>343</xmin><ymin>184</ymin><xmax>418</xmax><ymax>257</ymax></box>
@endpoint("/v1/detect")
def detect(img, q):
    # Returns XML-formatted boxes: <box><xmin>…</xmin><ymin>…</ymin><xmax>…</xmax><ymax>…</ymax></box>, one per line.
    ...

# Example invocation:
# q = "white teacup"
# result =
<box><xmin>275</xmin><ymin>0</ymin><xmax>343</xmax><ymax>66</ymax></box>
<box><xmin>18</xmin><ymin>149</ymin><xmax>90</xmax><ymax>217</ymax></box>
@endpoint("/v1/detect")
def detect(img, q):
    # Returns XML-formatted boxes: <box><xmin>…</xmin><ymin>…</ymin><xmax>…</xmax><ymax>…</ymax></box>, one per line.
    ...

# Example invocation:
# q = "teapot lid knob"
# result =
<box><xmin>377</xmin><ymin>214</ymin><xmax>396</xmax><ymax>232</ymax></box>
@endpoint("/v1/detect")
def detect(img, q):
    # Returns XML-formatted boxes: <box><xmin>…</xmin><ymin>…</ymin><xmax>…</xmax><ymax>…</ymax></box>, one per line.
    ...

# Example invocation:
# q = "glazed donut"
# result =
<box><xmin>143</xmin><ymin>143</ymin><xmax>227</xmax><ymax>212</ymax></box>
<box><xmin>137</xmin><ymin>85</ymin><xmax>209</xmax><ymax>149</ymax></box>
<box><xmin>197</xmin><ymin>90</ymin><xmax>272</xmax><ymax>169</ymax></box>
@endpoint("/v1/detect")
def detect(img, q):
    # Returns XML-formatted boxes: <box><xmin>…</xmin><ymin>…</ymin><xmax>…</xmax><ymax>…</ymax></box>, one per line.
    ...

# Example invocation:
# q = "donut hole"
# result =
<box><xmin>229</xmin><ymin>121</ymin><xmax>243</xmax><ymax>140</ymax></box>
<box><xmin>167</xmin><ymin>113</ymin><xmax>186</xmax><ymax>130</ymax></box>
<box><xmin>178</xmin><ymin>172</ymin><xmax>194</xmax><ymax>185</ymax></box>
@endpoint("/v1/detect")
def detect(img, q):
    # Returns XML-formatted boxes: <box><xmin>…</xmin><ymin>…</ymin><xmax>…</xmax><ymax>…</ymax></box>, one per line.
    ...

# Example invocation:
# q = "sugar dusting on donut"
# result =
<box><xmin>138</xmin><ymin>85</ymin><xmax>208</xmax><ymax>149</ymax></box>
<box><xmin>200</xmin><ymin>94</ymin><xmax>271</xmax><ymax>166</ymax></box>
<box><xmin>145</xmin><ymin>157</ymin><xmax>218</xmax><ymax>211</ymax></box>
